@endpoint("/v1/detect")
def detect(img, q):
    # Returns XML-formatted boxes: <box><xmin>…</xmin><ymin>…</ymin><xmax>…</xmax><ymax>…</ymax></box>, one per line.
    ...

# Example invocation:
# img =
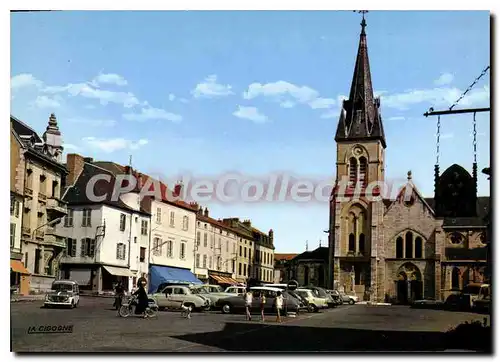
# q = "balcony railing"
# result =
<box><xmin>24</xmin><ymin>187</ymin><xmax>33</xmax><ymax>197</ymax></box>
<box><xmin>35</xmin><ymin>229</ymin><xmax>44</xmax><ymax>239</ymax></box>
<box><xmin>38</xmin><ymin>193</ymin><xmax>47</xmax><ymax>202</ymax></box>
<box><xmin>43</xmin><ymin>234</ymin><xmax>66</xmax><ymax>249</ymax></box>
<box><xmin>22</xmin><ymin>226</ymin><xmax>31</xmax><ymax>235</ymax></box>
<box><xmin>46</xmin><ymin>197</ymin><xmax>68</xmax><ymax>217</ymax></box>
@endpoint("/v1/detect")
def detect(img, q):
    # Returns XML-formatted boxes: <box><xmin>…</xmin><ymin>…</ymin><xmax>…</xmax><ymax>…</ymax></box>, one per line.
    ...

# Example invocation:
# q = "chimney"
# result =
<box><xmin>173</xmin><ymin>182</ymin><xmax>183</xmax><ymax>198</ymax></box>
<box><xmin>66</xmin><ymin>153</ymin><xmax>85</xmax><ymax>186</ymax></box>
<box><xmin>204</xmin><ymin>207</ymin><xmax>209</xmax><ymax>217</ymax></box>
<box><xmin>198</xmin><ymin>206</ymin><xmax>203</xmax><ymax>216</ymax></box>
<box><xmin>269</xmin><ymin>229</ymin><xmax>274</xmax><ymax>245</ymax></box>
<box><xmin>243</xmin><ymin>219</ymin><xmax>251</xmax><ymax>227</ymax></box>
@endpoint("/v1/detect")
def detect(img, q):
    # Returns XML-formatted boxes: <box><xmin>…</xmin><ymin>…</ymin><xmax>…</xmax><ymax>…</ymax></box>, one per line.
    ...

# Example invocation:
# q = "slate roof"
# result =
<box><xmin>62</xmin><ymin>162</ymin><xmax>150</xmax><ymax>216</ymax></box>
<box><xmin>291</xmin><ymin>247</ymin><xmax>329</xmax><ymax>262</ymax></box>
<box><xmin>334</xmin><ymin>20</ymin><xmax>386</xmax><ymax>148</ymax></box>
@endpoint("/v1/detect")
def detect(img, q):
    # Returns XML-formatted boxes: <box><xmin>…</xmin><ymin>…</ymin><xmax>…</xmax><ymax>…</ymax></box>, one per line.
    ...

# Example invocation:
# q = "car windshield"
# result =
<box><xmin>52</xmin><ymin>283</ymin><xmax>73</xmax><ymax>292</ymax></box>
<box><xmin>191</xmin><ymin>288</ymin><xmax>208</xmax><ymax>294</ymax></box>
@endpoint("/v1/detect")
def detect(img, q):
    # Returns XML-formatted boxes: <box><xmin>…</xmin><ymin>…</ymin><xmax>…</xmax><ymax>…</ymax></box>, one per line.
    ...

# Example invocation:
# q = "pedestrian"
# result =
<box><xmin>244</xmin><ymin>288</ymin><xmax>253</xmax><ymax>321</ymax></box>
<box><xmin>259</xmin><ymin>291</ymin><xmax>266</xmax><ymax>322</ymax></box>
<box><xmin>275</xmin><ymin>291</ymin><xmax>283</xmax><ymax>323</ymax></box>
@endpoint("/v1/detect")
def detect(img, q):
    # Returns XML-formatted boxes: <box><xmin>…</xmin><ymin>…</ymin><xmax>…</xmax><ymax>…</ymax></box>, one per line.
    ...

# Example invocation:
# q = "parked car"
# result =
<box><xmin>463</xmin><ymin>283</ymin><xmax>490</xmax><ymax>310</ymax></box>
<box><xmin>305</xmin><ymin>286</ymin><xmax>337</xmax><ymax>308</ymax></box>
<box><xmin>190</xmin><ymin>285</ymin><xmax>221</xmax><ymax>308</ymax></box>
<box><xmin>411</xmin><ymin>298</ymin><xmax>444</xmax><ymax>309</ymax></box>
<box><xmin>339</xmin><ymin>292</ymin><xmax>358</xmax><ymax>305</ymax></box>
<box><xmin>219</xmin><ymin>286</ymin><xmax>300</xmax><ymax>315</ymax></box>
<box><xmin>148</xmin><ymin>285</ymin><xmax>210</xmax><ymax>311</ymax></box>
<box><xmin>327</xmin><ymin>290</ymin><xmax>343</xmax><ymax>306</ymax></box>
<box><xmin>44</xmin><ymin>280</ymin><xmax>80</xmax><ymax>309</ymax></box>
<box><xmin>295</xmin><ymin>288</ymin><xmax>329</xmax><ymax>312</ymax></box>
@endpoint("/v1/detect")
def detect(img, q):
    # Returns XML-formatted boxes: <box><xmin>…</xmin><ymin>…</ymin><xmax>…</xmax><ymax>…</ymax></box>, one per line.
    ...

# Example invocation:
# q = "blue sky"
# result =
<box><xmin>11</xmin><ymin>10</ymin><xmax>490</xmax><ymax>253</ymax></box>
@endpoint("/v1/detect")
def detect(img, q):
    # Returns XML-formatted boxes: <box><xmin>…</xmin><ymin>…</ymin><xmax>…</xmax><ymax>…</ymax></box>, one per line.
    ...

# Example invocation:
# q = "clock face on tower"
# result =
<box><xmin>353</xmin><ymin>146</ymin><xmax>363</xmax><ymax>157</ymax></box>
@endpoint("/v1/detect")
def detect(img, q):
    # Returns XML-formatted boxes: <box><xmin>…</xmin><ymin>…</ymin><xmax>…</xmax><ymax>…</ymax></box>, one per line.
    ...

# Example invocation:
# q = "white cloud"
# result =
<box><xmin>387</xmin><ymin>116</ymin><xmax>406</xmax><ymax>121</ymax></box>
<box><xmin>192</xmin><ymin>75</ymin><xmax>233</xmax><ymax>98</ymax></box>
<box><xmin>67</xmin><ymin>118</ymin><xmax>116</xmax><ymax>127</ymax></box>
<box><xmin>280</xmin><ymin>100</ymin><xmax>295</xmax><ymax>108</ymax></box>
<box><xmin>33</xmin><ymin>95</ymin><xmax>61</xmax><ymax>109</ymax></box>
<box><xmin>233</xmin><ymin>106</ymin><xmax>268</xmax><ymax>123</ymax></box>
<box><xmin>168</xmin><ymin>93</ymin><xmax>176</xmax><ymax>101</ymax></box>
<box><xmin>42</xmin><ymin>82</ymin><xmax>140</xmax><ymax>108</ymax></box>
<box><xmin>91</xmin><ymin>73</ymin><xmax>128</xmax><ymax>87</ymax></box>
<box><xmin>11</xmin><ymin>74</ymin><xmax>43</xmax><ymax>90</ymax></box>
<box><xmin>82</xmin><ymin>137</ymin><xmax>150</xmax><ymax>153</ymax></box>
<box><xmin>243</xmin><ymin>81</ymin><xmax>319</xmax><ymax>105</ymax></box>
<box><xmin>309</xmin><ymin>97</ymin><xmax>336</xmax><ymax>109</ymax></box>
<box><xmin>380</xmin><ymin>85</ymin><xmax>489</xmax><ymax>111</ymax></box>
<box><xmin>123</xmin><ymin>106</ymin><xmax>182</xmax><ymax>122</ymax></box>
<box><xmin>434</xmin><ymin>72</ymin><xmax>454</xmax><ymax>86</ymax></box>
<box><xmin>63</xmin><ymin>143</ymin><xmax>82</xmax><ymax>151</ymax></box>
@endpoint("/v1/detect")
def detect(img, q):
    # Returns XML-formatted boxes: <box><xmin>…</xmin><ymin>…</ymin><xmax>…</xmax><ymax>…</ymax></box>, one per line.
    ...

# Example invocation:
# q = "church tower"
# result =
<box><xmin>42</xmin><ymin>113</ymin><xmax>64</xmax><ymax>163</ymax></box>
<box><xmin>328</xmin><ymin>15</ymin><xmax>387</xmax><ymax>302</ymax></box>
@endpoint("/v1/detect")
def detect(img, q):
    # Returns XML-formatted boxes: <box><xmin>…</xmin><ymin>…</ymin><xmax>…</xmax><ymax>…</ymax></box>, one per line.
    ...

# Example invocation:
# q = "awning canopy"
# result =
<box><xmin>209</xmin><ymin>274</ymin><xmax>239</xmax><ymax>285</ymax></box>
<box><xmin>102</xmin><ymin>265</ymin><xmax>135</xmax><ymax>278</ymax></box>
<box><xmin>149</xmin><ymin>265</ymin><xmax>202</xmax><ymax>293</ymax></box>
<box><xmin>11</xmin><ymin>260</ymin><xmax>30</xmax><ymax>275</ymax></box>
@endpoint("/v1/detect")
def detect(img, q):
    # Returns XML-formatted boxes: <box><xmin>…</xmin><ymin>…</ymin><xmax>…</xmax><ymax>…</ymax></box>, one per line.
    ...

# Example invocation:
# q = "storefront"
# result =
<box><xmin>10</xmin><ymin>260</ymin><xmax>30</xmax><ymax>296</ymax></box>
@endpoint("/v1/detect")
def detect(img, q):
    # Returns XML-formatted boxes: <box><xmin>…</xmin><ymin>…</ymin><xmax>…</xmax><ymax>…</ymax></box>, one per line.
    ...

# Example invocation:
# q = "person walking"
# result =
<box><xmin>259</xmin><ymin>291</ymin><xmax>266</xmax><ymax>322</ymax></box>
<box><xmin>244</xmin><ymin>289</ymin><xmax>253</xmax><ymax>321</ymax></box>
<box><xmin>275</xmin><ymin>291</ymin><xmax>283</xmax><ymax>323</ymax></box>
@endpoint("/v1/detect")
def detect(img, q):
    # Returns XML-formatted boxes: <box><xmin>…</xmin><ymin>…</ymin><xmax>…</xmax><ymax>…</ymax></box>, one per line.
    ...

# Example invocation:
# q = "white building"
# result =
<box><xmin>57</xmin><ymin>154</ymin><xmax>151</xmax><ymax>294</ymax></box>
<box><xmin>193</xmin><ymin>206</ymin><xmax>239</xmax><ymax>285</ymax></box>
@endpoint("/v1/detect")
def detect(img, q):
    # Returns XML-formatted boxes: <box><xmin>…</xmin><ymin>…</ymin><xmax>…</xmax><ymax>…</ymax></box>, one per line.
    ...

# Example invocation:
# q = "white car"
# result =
<box><xmin>340</xmin><ymin>292</ymin><xmax>359</xmax><ymax>305</ymax></box>
<box><xmin>148</xmin><ymin>285</ymin><xmax>210</xmax><ymax>311</ymax></box>
<box><xmin>44</xmin><ymin>280</ymin><xmax>80</xmax><ymax>308</ymax></box>
<box><xmin>296</xmin><ymin>288</ymin><xmax>329</xmax><ymax>312</ymax></box>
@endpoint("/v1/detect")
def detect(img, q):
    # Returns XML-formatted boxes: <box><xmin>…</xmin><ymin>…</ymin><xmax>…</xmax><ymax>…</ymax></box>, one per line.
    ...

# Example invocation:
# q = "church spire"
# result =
<box><xmin>335</xmin><ymin>12</ymin><xmax>386</xmax><ymax>148</ymax></box>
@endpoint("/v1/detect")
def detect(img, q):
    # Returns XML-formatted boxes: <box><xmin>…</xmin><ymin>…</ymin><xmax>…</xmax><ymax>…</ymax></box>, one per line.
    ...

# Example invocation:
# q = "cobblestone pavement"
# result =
<box><xmin>11</xmin><ymin>297</ymin><xmax>489</xmax><ymax>352</ymax></box>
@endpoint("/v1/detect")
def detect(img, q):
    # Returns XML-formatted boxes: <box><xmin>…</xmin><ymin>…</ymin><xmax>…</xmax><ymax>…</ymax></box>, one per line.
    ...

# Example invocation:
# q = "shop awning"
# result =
<box><xmin>149</xmin><ymin>265</ymin><xmax>202</xmax><ymax>293</ymax></box>
<box><xmin>10</xmin><ymin>260</ymin><xmax>30</xmax><ymax>275</ymax></box>
<box><xmin>209</xmin><ymin>275</ymin><xmax>239</xmax><ymax>285</ymax></box>
<box><xmin>102</xmin><ymin>265</ymin><xmax>135</xmax><ymax>278</ymax></box>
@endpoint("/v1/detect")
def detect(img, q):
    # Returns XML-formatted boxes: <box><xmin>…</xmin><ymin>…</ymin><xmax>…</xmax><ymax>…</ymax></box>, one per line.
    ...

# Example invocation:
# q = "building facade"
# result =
<box><xmin>11</xmin><ymin>115</ymin><xmax>68</xmax><ymax>293</ymax></box>
<box><xmin>10</xmin><ymin>122</ymin><xmax>30</xmax><ymax>295</ymax></box>
<box><xmin>194</xmin><ymin>207</ymin><xmax>240</xmax><ymax>285</ymax></box>
<box><xmin>222</xmin><ymin>218</ymin><xmax>275</xmax><ymax>284</ymax></box>
<box><xmin>286</xmin><ymin>247</ymin><xmax>328</xmax><ymax>288</ymax></box>
<box><xmin>58</xmin><ymin>154</ymin><xmax>151</xmax><ymax>294</ymax></box>
<box><xmin>328</xmin><ymin>19</ymin><xmax>489</xmax><ymax>303</ymax></box>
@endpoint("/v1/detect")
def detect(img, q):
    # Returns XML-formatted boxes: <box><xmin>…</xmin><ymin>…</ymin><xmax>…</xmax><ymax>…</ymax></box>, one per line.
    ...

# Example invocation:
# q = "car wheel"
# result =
<box><xmin>221</xmin><ymin>303</ymin><xmax>232</xmax><ymax>314</ymax></box>
<box><xmin>71</xmin><ymin>301</ymin><xmax>76</xmax><ymax>308</ymax></box>
<box><xmin>307</xmin><ymin>304</ymin><xmax>315</xmax><ymax>313</ymax></box>
<box><xmin>349</xmin><ymin>299</ymin><xmax>355</xmax><ymax>305</ymax></box>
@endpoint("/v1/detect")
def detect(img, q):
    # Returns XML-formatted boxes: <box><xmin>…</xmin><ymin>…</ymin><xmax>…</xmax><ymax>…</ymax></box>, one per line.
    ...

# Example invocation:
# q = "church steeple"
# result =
<box><xmin>335</xmin><ymin>14</ymin><xmax>386</xmax><ymax>148</ymax></box>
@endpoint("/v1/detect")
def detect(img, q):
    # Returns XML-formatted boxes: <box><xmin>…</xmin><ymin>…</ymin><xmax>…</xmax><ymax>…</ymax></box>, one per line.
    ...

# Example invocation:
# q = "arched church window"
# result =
<box><xmin>359</xmin><ymin>233</ymin><xmax>365</xmax><ymax>255</ymax></box>
<box><xmin>359</xmin><ymin>156</ymin><xmax>367</xmax><ymax>187</ymax></box>
<box><xmin>451</xmin><ymin>267</ymin><xmax>460</xmax><ymax>289</ymax></box>
<box><xmin>396</xmin><ymin>237</ymin><xmax>403</xmax><ymax>258</ymax></box>
<box><xmin>348</xmin><ymin>233</ymin><xmax>355</xmax><ymax>253</ymax></box>
<box><xmin>414</xmin><ymin>237</ymin><xmax>423</xmax><ymax>258</ymax></box>
<box><xmin>349</xmin><ymin>157</ymin><xmax>358</xmax><ymax>188</ymax></box>
<box><xmin>405</xmin><ymin>232</ymin><xmax>413</xmax><ymax>258</ymax></box>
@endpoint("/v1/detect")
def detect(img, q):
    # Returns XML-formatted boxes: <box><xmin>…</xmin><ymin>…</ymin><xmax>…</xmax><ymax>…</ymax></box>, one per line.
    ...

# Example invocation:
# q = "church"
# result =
<box><xmin>327</xmin><ymin>16</ymin><xmax>490</xmax><ymax>303</ymax></box>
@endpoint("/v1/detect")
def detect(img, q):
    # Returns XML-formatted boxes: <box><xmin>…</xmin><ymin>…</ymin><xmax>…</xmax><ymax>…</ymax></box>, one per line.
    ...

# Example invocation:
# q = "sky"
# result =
<box><xmin>10</xmin><ymin>10</ymin><xmax>491</xmax><ymax>253</ymax></box>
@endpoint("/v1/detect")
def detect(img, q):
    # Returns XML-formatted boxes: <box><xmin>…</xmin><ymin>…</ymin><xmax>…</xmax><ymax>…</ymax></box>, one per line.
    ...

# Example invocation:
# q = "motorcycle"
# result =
<box><xmin>118</xmin><ymin>295</ymin><xmax>159</xmax><ymax>318</ymax></box>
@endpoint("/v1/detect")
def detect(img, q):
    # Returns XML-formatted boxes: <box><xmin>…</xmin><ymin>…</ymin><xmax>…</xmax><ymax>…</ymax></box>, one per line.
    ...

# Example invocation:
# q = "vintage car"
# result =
<box><xmin>218</xmin><ymin>286</ymin><xmax>301</xmax><ymax>315</ymax></box>
<box><xmin>44</xmin><ymin>280</ymin><xmax>80</xmax><ymax>308</ymax></box>
<box><xmin>339</xmin><ymin>292</ymin><xmax>359</xmax><ymax>305</ymax></box>
<box><xmin>295</xmin><ymin>288</ymin><xmax>329</xmax><ymax>312</ymax></box>
<box><xmin>148</xmin><ymin>285</ymin><xmax>210</xmax><ymax>311</ymax></box>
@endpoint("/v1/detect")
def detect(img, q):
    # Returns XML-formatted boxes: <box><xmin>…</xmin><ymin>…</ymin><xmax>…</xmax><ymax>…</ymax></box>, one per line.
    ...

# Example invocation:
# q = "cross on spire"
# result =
<box><xmin>354</xmin><ymin>10</ymin><xmax>369</xmax><ymax>34</ymax></box>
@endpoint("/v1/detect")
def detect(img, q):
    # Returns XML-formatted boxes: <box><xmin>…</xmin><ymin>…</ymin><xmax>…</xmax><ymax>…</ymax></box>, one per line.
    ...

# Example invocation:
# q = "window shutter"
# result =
<box><xmin>71</xmin><ymin>239</ymin><xmax>76</xmax><ymax>257</ymax></box>
<box><xmin>89</xmin><ymin>239</ymin><xmax>96</xmax><ymax>257</ymax></box>
<box><xmin>81</xmin><ymin>239</ymin><xmax>87</xmax><ymax>257</ymax></box>
<box><xmin>116</xmin><ymin>244</ymin><xmax>120</xmax><ymax>259</ymax></box>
